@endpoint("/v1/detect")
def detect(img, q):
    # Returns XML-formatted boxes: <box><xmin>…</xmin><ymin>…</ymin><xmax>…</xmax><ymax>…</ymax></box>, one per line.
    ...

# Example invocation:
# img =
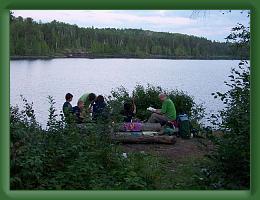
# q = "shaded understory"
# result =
<box><xmin>120</xmin><ymin>137</ymin><xmax>214</xmax><ymax>189</ymax></box>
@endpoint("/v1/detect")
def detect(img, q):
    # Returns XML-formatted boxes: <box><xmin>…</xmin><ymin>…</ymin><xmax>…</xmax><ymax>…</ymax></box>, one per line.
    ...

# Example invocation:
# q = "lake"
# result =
<box><xmin>10</xmin><ymin>58</ymin><xmax>240</xmax><ymax>127</ymax></box>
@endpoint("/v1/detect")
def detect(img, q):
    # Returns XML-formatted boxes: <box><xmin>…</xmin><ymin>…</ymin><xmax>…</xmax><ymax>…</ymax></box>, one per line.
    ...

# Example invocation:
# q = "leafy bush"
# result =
<box><xmin>10</xmin><ymin>84</ymin><xmax>206</xmax><ymax>190</ymax></box>
<box><xmin>207</xmin><ymin>60</ymin><xmax>250</xmax><ymax>189</ymax></box>
<box><xmin>109</xmin><ymin>84</ymin><xmax>205</xmax><ymax>126</ymax></box>
<box><xmin>205</xmin><ymin>18</ymin><xmax>250</xmax><ymax>189</ymax></box>
<box><xmin>10</xmin><ymin>96</ymin><xmax>170</xmax><ymax>190</ymax></box>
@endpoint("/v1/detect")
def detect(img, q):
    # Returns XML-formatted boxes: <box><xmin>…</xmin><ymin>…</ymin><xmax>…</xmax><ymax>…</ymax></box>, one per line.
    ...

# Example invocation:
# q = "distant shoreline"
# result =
<box><xmin>10</xmin><ymin>55</ymin><xmax>245</xmax><ymax>60</ymax></box>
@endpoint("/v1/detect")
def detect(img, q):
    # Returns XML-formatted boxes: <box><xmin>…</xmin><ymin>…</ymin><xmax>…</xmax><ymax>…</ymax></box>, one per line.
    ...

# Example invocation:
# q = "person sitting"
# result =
<box><xmin>72</xmin><ymin>100</ymin><xmax>85</xmax><ymax>124</ymax></box>
<box><xmin>62</xmin><ymin>93</ymin><xmax>73</xmax><ymax>123</ymax></box>
<box><xmin>147</xmin><ymin>93</ymin><xmax>176</xmax><ymax>126</ymax></box>
<box><xmin>92</xmin><ymin>95</ymin><xmax>109</xmax><ymax>121</ymax></box>
<box><xmin>121</xmin><ymin>99</ymin><xmax>136</xmax><ymax>122</ymax></box>
<box><xmin>78</xmin><ymin>92</ymin><xmax>96</xmax><ymax>113</ymax></box>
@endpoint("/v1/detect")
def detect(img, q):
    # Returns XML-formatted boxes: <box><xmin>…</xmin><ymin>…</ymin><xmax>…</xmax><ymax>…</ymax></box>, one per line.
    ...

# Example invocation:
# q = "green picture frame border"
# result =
<box><xmin>0</xmin><ymin>0</ymin><xmax>259</xmax><ymax>199</ymax></box>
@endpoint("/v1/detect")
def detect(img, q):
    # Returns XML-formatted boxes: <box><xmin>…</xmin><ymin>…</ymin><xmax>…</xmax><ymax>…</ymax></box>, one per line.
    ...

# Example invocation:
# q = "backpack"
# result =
<box><xmin>177</xmin><ymin>114</ymin><xmax>191</xmax><ymax>139</ymax></box>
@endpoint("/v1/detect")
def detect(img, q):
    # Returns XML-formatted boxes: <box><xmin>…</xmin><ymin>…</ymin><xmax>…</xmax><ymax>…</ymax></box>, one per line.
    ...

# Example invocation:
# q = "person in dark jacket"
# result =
<box><xmin>121</xmin><ymin>99</ymin><xmax>136</xmax><ymax>122</ymax></box>
<box><xmin>92</xmin><ymin>95</ymin><xmax>109</xmax><ymax>121</ymax></box>
<box><xmin>62</xmin><ymin>93</ymin><xmax>73</xmax><ymax>123</ymax></box>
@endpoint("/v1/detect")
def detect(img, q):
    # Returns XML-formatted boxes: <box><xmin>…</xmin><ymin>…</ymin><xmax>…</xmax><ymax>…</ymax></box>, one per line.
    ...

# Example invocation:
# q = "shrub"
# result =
<box><xmin>109</xmin><ymin>84</ymin><xmax>205</xmax><ymax>125</ymax></box>
<box><xmin>10</xmin><ymin>84</ymin><xmax>206</xmax><ymax>189</ymax></box>
<box><xmin>10</xmin><ymin>96</ymin><xmax>169</xmax><ymax>190</ymax></box>
<box><xmin>205</xmin><ymin>18</ymin><xmax>250</xmax><ymax>189</ymax></box>
<box><xmin>207</xmin><ymin>60</ymin><xmax>250</xmax><ymax>189</ymax></box>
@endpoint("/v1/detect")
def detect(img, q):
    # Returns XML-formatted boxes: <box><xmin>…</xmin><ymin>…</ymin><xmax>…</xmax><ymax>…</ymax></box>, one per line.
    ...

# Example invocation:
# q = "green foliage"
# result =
<box><xmin>208</xmin><ymin>60</ymin><xmax>250</xmax><ymax>189</ymax></box>
<box><xmin>10</xmin><ymin>84</ymin><xmax>206</xmax><ymax>190</ymax></box>
<box><xmin>10</xmin><ymin>14</ymin><xmax>247</xmax><ymax>59</ymax></box>
<box><xmin>109</xmin><ymin>84</ymin><xmax>205</xmax><ymax>126</ymax></box>
<box><xmin>10</xmin><ymin>97</ymin><xmax>171</xmax><ymax>190</ymax></box>
<box><xmin>225</xmin><ymin>23</ymin><xmax>250</xmax><ymax>60</ymax></box>
<box><xmin>206</xmin><ymin>15</ymin><xmax>250</xmax><ymax>189</ymax></box>
<box><xmin>160</xmin><ymin>157</ymin><xmax>214</xmax><ymax>190</ymax></box>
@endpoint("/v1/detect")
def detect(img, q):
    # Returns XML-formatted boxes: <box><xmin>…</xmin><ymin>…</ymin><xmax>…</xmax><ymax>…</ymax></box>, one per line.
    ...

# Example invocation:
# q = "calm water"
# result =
<box><xmin>10</xmin><ymin>58</ymin><xmax>239</xmax><ymax>127</ymax></box>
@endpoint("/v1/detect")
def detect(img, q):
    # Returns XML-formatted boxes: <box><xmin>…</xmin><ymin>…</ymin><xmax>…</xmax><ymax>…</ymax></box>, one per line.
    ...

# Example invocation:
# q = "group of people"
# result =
<box><xmin>62</xmin><ymin>92</ymin><xmax>177</xmax><ymax>126</ymax></box>
<box><xmin>62</xmin><ymin>92</ymin><xmax>108</xmax><ymax>124</ymax></box>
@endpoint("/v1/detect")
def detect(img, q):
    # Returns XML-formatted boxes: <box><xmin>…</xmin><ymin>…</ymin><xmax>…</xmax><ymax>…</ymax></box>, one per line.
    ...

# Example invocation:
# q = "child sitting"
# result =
<box><xmin>72</xmin><ymin>100</ymin><xmax>85</xmax><ymax>124</ymax></box>
<box><xmin>92</xmin><ymin>95</ymin><xmax>108</xmax><ymax>121</ymax></box>
<box><xmin>62</xmin><ymin>93</ymin><xmax>73</xmax><ymax>123</ymax></box>
<box><xmin>121</xmin><ymin>100</ymin><xmax>136</xmax><ymax>123</ymax></box>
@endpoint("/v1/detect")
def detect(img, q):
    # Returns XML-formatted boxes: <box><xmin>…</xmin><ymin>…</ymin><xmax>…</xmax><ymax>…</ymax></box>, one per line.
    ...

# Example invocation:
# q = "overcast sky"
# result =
<box><xmin>12</xmin><ymin>10</ymin><xmax>250</xmax><ymax>42</ymax></box>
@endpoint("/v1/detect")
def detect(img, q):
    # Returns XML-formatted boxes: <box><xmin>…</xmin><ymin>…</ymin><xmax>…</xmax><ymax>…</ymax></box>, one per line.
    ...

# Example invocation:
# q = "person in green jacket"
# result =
<box><xmin>78</xmin><ymin>93</ymin><xmax>96</xmax><ymax>112</ymax></box>
<box><xmin>147</xmin><ymin>93</ymin><xmax>176</xmax><ymax>125</ymax></box>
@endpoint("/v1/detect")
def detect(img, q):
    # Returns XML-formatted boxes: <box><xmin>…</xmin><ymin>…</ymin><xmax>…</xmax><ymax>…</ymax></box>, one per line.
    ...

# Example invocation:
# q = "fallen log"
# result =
<box><xmin>142</xmin><ymin>123</ymin><xmax>162</xmax><ymax>131</ymax></box>
<box><xmin>112</xmin><ymin>134</ymin><xmax>176</xmax><ymax>144</ymax></box>
<box><xmin>115</xmin><ymin>131</ymin><xmax>158</xmax><ymax>136</ymax></box>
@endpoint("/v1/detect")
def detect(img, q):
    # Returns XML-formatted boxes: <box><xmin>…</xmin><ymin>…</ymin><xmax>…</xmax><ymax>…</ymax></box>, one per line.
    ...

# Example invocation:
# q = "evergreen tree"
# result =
<box><xmin>10</xmin><ymin>14</ymin><xmax>248</xmax><ymax>59</ymax></box>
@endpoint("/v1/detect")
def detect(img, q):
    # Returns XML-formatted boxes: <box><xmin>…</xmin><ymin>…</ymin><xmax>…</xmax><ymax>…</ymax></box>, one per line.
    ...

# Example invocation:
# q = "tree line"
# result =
<box><xmin>10</xmin><ymin>14</ymin><xmax>249</xmax><ymax>59</ymax></box>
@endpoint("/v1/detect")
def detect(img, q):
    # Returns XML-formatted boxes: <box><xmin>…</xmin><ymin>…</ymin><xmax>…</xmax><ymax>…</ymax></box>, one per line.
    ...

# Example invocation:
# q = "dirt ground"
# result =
<box><xmin>120</xmin><ymin>137</ymin><xmax>213</xmax><ymax>161</ymax></box>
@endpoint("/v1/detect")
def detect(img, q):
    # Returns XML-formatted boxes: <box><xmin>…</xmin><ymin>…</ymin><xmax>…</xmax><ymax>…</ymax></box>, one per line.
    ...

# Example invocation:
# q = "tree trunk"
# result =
<box><xmin>112</xmin><ymin>135</ymin><xmax>176</xmax><ymax>144</ymax></box>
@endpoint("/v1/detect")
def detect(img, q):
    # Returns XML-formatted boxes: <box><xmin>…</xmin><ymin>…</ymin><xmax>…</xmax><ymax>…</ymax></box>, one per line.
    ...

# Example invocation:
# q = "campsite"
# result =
<box><xmin>10</xmin><ymin>10</ymin><xmax>250</xmax><ymax>190</ymax></box>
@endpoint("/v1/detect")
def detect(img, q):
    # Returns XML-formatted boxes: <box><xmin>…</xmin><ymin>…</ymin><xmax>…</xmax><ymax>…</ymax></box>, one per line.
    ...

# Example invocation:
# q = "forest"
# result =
<box><xmin>10</xmin><ymin>11</ymin><xmax>250</xmax><ymax>190</ymax></box>
<box><xmin>10</xmin><ymin>14</ymin><xmax>248</xmax><ymax>59</ymax></box>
